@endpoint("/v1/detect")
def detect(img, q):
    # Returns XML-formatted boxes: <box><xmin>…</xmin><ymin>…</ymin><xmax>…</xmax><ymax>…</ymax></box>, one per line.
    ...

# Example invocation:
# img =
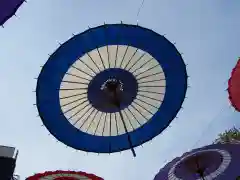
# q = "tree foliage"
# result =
<box><xmin>214</xmin><ymin>127</ymin><xmax>240</xmax><ymax>143</ymax></box>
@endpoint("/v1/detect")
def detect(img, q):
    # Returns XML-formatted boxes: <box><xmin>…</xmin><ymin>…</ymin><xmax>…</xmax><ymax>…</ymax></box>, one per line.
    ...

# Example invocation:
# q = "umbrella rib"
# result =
<box><xmin>127</xmin><ymin>52</ymin><xmax>146</xmax><ymax>72</ymax></box>
<box><xmin>119</xmin><ymin>46</ymin><xmax>129</xmax><ymax>68</ymax></box>
<box><xmin>62</xmin><ymin>99</ymin><xmax>88</xmax><ymax>114</ymax></box>
<box><xmin>138</xmin><ymin>89</ymin><xmax>164</xmax><ymax>95</ymax></box>
<box><xmin>78</xmin><ymin>58</ymin><xmax>98</xmax><ymax>75</ymax></box>
<box><xmin>132</xmin><ymin>101</ymin><xmax>154</xmax><ymax>115</ymax></box>
<box><xmin>127</xmin><ymin>107</ymin><xmax>142</xmax><ymax>126</ymax></box>
<box><xmin>86</xmin><ymin>110</ymin><xmax>99</xmax><ymax>132</ymax></box>
<box><xmin>97</xmin><ymin>48</ymin><xmax>106</xmax><ymax>69</ymax></box>
<box><xmin>137</xmin><ymin>93</ymin><xmax>162</xmax><ymax>102</ymax></box>
<box><xmin>135</xmin><ymin>97</ymin><xmax>158</xmax><ymax>109</ymax></box>
<box><xmin>93</xmin><ymin>111</ymin><xmax>103</xmax><ymax>135</ymax></box>
<box><xmin>114</xmin><ymin>44</ymin><xmax>119</xmax><ymax>68</ymax></box>
<box><xmin>102</xmin><ymin>113</ymin><xmax>107</xmax><ymax>136</ymax></box>
<box><xmin>72</xmin><ymin>64</ymin><xmax>94</xmax><ymax>77</ymax></box>
<box><xmin>131</xmin><ymin>57</ymin><xmax>153</xmax><ymax>74</ymax></box>
<box><xmin>77</xmin><ymin>106</ymin><xmax>95</xmax><ymax>127</ymax></box>
<box><xmin>138</xmin><ymin>78</ymin><xmax>165</xmax><ymax>84</ymax></box>
<box><xmin>130</xmin><ymin>104</ymin><xmax>148</xmax><ymax>121</ymax></box>
<box><xmin>60</xmin><ymin>92</ymin><xmax>87</xmax><ymax>100</ymax></box>
<box><xmin>61</xmin><ymin>96</ymin><xmax>87</xmax><ymax>107</ymax></box>
<box><xmin>122</xmin><ymin>110</ymin><xmax>135</xmax><ymax>131</ymax></box>
<box><xmin>86</xmin><ymin>52</ymin><xmax>101</xmax><ymax>72</ymax></box>
<box><xmin>67</xmin><ymin>102</ymin><xmax>90</xmax><ymax>120</ymax></box>
<box><xmin>65</xmin><ymin>72</ymin><xmax>91</xmax><ymax>81</ymax></box>
<box><xmin>109</xmin><ymin>113</ymin><xmax>112</xmax><ymax>136</ymax></box>
<box><xmin>61</xmin><ymin>80</ymin><xmax>89</xmax><ymax>86</ymax></box>
<box><xmin>115</xmin><ymin>113</ymin><xmax>119</xmax><ymax>136</ymax></box>
<box><xmin>123</xmin><ymin>48</ymin><xmax>138</xmax><ymax>70</ymax></box>
<box><xmin>135</xmin><ymin>64</ymin><xmax>160</xmax><ymax>78</ymax></box>
<box><xmin>136</xmin><ymin>71</ymin><xmax>164</xmax><ymax>81</ymax></box>
<box><xmin>138</xmin><ymin>85</ymin><xmax>165</xmax><ymax>88</ymax></box>
<box><xmin>59</xmin><ymin>87</ymin><xmax>88</xmax><ymax>91</ymax></box>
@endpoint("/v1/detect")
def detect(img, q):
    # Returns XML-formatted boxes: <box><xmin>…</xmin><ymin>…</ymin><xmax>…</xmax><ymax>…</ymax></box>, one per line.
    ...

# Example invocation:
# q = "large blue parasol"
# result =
<box><xmin>0</xmin><ymin>0</ymin><xmax>25</xmax><ymax>26</ymax></box>
<box><xmin>36</xmin><ymin>23</ymin><xmax>188</xmax><ymax>156</ymax></box>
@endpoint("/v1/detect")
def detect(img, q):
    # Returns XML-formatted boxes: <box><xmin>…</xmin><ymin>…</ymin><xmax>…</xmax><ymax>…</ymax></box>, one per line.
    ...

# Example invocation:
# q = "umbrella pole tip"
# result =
<box><xmin>131</xmin><ymin>148</ymin><xmax>136</xmax><ymax>157</ymax></box>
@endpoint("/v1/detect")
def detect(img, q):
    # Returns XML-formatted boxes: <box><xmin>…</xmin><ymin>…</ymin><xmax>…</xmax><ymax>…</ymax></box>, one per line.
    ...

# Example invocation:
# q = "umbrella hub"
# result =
<box><xmin>101</xmin><ymin>78</ymin><xmax>123</xmax><ymax>93</ymax></box>
<box><xmin>87</xmin><ymin>68</ymin><xmax>138</xmax><ymax>113</ymax></box>
<box><xmin>101</xmin><ymin>78</ymin><xmax>124</xmax><ymax>105</ymax></box>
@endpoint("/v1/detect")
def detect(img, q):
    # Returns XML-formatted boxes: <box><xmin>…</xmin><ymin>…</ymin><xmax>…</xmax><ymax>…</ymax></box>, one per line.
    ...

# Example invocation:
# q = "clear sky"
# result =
<box><xmin>0</xmin><ymin>0</ymin><xmax>240</xmax><ymax>179</ymax></box>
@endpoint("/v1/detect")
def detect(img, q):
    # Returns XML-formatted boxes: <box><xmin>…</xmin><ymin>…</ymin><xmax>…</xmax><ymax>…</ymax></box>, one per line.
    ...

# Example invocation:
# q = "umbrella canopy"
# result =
<box><xmin>153</xmin><ymin>143</ymin><xmax>239</xmax><ymax>180</ymax></box>
<box><xmin>26</xmin><ymin>170</ymin><xmax>104</xmax><ymax>180</ymax></box>
<box><xmin>228</xmin><ymin>58</ymin><xmax>240</xmax><ymax>111</ymax></box>
<box><xmin>36</xmin><ymin>23</ymin><xmax>188</xmax><ymax>156</ymax></box>
<box><xmin>0</xmin><ymin>0</ymin><xmax>25</xmax><ymax>26</ymax></box>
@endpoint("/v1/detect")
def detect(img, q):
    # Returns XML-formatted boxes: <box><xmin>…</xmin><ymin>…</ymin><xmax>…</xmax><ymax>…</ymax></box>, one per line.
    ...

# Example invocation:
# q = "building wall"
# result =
<box><xmin>0</xmin><ymin>145</ymin><xmax>17</xmax><ymax>180</ymax></box>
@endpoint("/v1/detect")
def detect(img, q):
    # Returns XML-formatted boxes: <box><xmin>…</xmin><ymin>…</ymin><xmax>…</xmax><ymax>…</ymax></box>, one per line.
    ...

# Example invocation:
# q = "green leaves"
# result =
<box><xmin>214</xmin><ymin>127</ymin><xmax>240</xmax><ymax>144</ymax></box>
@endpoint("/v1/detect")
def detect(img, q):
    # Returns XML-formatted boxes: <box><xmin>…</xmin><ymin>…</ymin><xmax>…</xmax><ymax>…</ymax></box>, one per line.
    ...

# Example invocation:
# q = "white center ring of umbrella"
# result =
<box><xmin>59</xmin><ymin>45</ymin><xmax>166</xmax><ymax>136</ymax></box>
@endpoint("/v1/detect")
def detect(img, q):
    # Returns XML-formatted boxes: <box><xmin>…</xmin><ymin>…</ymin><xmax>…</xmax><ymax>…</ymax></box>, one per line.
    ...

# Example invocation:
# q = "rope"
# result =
<box><xmin>136</xmin><ymin>0</ymin><xmax>146</xmax><ymax>23</ymax></box>
<box><xmin>160</xmin><ymin>103</ymin><xmax>230</xmax><ymax>167</ymax></box>
<box><xmin>190</xmin><ymin>103</ymin><xmax>231</xmax><ymax>150</ymax></box>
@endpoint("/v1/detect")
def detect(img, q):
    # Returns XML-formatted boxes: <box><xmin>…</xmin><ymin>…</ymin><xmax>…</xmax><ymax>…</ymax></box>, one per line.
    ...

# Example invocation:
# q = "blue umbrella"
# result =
<box><xmin>36</xmin><ymin>23</ymin><xmax>188</xmax><ymax>157</ymax></box>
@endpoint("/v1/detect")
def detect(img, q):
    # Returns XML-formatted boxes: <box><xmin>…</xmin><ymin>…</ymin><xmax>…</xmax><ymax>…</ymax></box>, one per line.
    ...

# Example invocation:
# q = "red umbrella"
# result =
<box><xmin>228</xmin><ymin>58</ymin><xmax>240</xmax><ymax>111</ymax></box>
<box><xmin>26</xmin><ymin>170</ymin><xmax>104</xmax><ymax>180</ymax></box>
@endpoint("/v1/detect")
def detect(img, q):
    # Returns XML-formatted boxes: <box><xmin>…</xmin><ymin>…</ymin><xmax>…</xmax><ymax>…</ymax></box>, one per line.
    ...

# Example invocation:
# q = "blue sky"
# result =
<box><xmin>0</xmin><ymin>0</ymin><xmax>240</xmax><ymax>179</ymax></box>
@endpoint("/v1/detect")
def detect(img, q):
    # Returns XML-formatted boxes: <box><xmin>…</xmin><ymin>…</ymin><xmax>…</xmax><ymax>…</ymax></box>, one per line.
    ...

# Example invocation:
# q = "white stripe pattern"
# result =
<box><xmin>59</xmin><ymin>45</ymin><xmax>166</xmax><ymax>136</ymax></box>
